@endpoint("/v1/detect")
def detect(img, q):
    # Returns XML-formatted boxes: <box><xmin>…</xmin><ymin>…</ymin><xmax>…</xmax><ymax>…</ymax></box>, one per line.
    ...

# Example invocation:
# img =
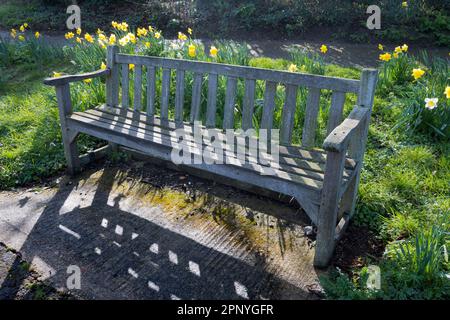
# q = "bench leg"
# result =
<box><xmin>314</xmin><ymin>151</ymin><xmax>346</xmax><ymax>268</ymax></box>
<box><xmin>62</xmin><ymin>129</ymin><xmax>80</xmax><ymax>176</ymax></box>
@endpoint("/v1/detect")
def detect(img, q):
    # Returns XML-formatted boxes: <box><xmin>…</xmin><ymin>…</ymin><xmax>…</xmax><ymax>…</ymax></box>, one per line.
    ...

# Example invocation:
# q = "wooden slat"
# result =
<box><xmin>116</xmin><ymin>54</ymin><xmax>360</xmax><ymax>93</ymax></box>
<box><xmin>146</xmin><ymin>66</ymin><xmax>156</xmax><ymax>116</ymax></box>
<box><xmin>326</xmin><ymin>91</ymin><xmax>346</xmax><ymax>135</ymax></box>
<box><xmin>43</xmin><ymin>69</ymin><xmax>110</xmax><ymax>86</ymax></box>
<box><xmin>302</xmin><ymin>88</ymin><xmax>321</xmax><ymax>148</ymax></box>
<box><xmin>106</xmin><ymin>46</ymin><xmax>119</xmax><ymax>107</ymax></box>
<box><xmin>175</xmin><ymin>69</ymin><xmax>185</xmax><ymax>124</ymax></box>
<box><xmin>160</xmin><ymin>68</ymin><xmax>171</xmax><ymax>120</ymax></box>
<box><xmin>242</xmin><ymin>79</ymin><xmax>256</xmax><ymax>130</ymax></box>
<box><xmin>223</xmin><ymin>76</ymin><xmax>237</xmax><ymax>129</ymax></box>
<box><xmin>206</xmin><ymin>73</ymin><xmax>218</xmax><ymax>127</ymax></box>
<box><xmin>260</xmin><ymin>81</ymin><xmax>277</xmax><ymax>130</ymax></box>
<box><xmin>280</xmin><ymin>84</ymin><xmax>298</xmax><ymax>145</ymax></box>
<box><xmin>190</xmin><ymin>72</ymin><xmax>203</xmax><ymax>123</ymax></box>
<box><xmin>121</xmin><ymin>64</ymin><xmax>129</xmax><ymax>108</ymax></box>
<box><xmin>133</xmin><ymin>64</ymin><xmax>142</xmax><ymax>111</ymax></box>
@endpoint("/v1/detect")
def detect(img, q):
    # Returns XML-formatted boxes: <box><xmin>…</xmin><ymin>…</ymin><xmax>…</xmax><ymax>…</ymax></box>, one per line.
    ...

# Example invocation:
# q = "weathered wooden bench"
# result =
<box><xmin>44</xmin><ymin>45</ymin><xmax>377</xmax><ymax>267</ymax></box>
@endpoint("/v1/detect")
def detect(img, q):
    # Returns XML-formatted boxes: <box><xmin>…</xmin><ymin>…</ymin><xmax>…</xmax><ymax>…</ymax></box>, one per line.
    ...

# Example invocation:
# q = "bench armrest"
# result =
<box><xmin>43</xmin><ymin>69</ymin><xmax>111</xmax><ymax>86</ymax></box>
<box><xmin>323</xmin><ymin>106</ymin><xmax>370</xmax><ymax>153</ymax></box>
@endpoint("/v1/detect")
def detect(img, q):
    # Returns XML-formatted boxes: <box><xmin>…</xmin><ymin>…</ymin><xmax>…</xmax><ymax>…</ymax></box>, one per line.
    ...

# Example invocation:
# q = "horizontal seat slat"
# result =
<box><xmin>115</xmin><ymin>54</ymin><xmax>360</xmax><ymax>93</ymax></box>
<box><xmin>81</xmin><ymin>108</ymin><xmax>352</xmax><ymax>183</ymax></box>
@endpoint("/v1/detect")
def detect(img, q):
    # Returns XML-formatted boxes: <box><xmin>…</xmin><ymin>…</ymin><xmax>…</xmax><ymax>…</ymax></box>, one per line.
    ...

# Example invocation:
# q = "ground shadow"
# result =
<box><xmin>1</xmin><ymin>166</ymin><xmax>315</xmax><ymax>300</ymax></box>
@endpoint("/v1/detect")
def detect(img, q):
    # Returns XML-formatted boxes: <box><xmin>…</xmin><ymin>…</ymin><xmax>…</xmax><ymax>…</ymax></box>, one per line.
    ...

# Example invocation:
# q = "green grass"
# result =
<box><xmin>0</xmin><ymin>23</ymin><xmax>449</xmax><ymax>299</ymax></box>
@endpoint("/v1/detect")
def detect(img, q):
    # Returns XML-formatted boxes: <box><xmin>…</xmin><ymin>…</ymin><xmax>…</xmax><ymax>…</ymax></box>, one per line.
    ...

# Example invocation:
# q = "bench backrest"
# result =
<box><xmin>105</xmin><ymin>46</ymin><xmax>377</xmax><ymax>148</ymax></box>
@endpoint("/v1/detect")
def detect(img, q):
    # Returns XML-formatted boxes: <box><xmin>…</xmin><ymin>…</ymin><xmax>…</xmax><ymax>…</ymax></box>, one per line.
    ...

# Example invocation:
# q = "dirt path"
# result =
<box><xmin>2</xmin><ymin>30</ymin><xmax>448</xmax><ymax>68</ymax></box>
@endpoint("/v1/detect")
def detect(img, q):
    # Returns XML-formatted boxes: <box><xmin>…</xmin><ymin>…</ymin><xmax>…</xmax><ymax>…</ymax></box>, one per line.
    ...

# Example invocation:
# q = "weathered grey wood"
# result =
<box><xmin>190</xmin><ymin>72</ymin><xmax>203</xmax><ymax>123</ymax></box>
<box><xmin>116</xmin><ymin>54</ymin><xmax>360</xmax><ymax>93</ymax></box>
<box><xmin>160</xmin><ymin>68</ymin><xmax>171</xmax><ymax>120</ymax></box>
<box><xmin>43</xmin><ymin>69</ymin><xmax>110</xmax><ymax>86</ymax></box>
<box><xmin>242</xmin><ymin>79</ymin><xmax>256</xmax><ymax>130</ymax></box>
<box><xmin>323</xmin><ymin>106</ymin><xmax>369</xmax><ymax>153</ymax></box>
<box><xmin>121</xmin><ymin>64</ymin><xmax>130</xmax><ymax>108</ymax></box>
<box><xmin>326</xmin><ymin>91</ymin><xmax>346</xmax><ymax>135</ymax></box>
<box><xmin>106</xmin><ymin>45</ymin><xmax>120</xmax><ymax>107</ymax></box>
<box><xmin>146</xmin><ymin>66</ymin><xmax>156</xmax><ymax>116</ymax></box>
<box><xmin>206</xmin><ymin>73</ymin><xmax>218</xmax><ymax>127</ymax></box>
<box><xmin>222</xmin><ymin>76</ymin><xmax>237</xmax><ymax>129</ymax></box>
<box><xmin>280</xmin><ymin>84</ymin><xmax>298</xmax><ymax>145</ymax></box>
<box><xmin>302</xmin><ymin>88</ymin><xmax>321</xmax><ymax>148</ymax></box>
<box><xmin>341</xmin><ymin>69</ymin><xmax>378</xmax><ymax>217</ymax></box>
<box><xmin>314</xmin><ymin>148</ymin><xmax>347</xmax><ymax>267</ymax></box>
<box><xmin>133</xmin><ymin>64</ymin><xmax>142</xmax><ymax>111</ymax></box>
<box><xmin>174</xmin><ymin>69</ymin><xmax>185</xmax><ymax>124</ymax></box>
<box><xmin>55</xmin><ymin>84</ymin><xmax>80</xmax><ymax>175</ymax></box>
<box><xmin>260</xmin><ymin>81</ymin><xmax>277</xmax><ymax>130</ymax></box>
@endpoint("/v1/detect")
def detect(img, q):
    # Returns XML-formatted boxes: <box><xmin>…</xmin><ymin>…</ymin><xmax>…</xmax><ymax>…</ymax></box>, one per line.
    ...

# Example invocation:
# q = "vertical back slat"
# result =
<box><xmin>326</xmin><ymin>91</ymin><xmax>346</xmax><ymax>135</ymax></box>
<box><xmin>280</xmin><ymin>84</ymin><xmax>298</xmax><ymax>145</ymax></box>
<box><xmin>146</xmin><ymin>66</ymin><xmax>156</xmax><ymax>116</ymax></box>
<box><xmin>242</xmin><ymin>79</ymin><xmax>256</xmax><ymax>130</ymax></box>
<box><xmin>190</xmin><ymin>72</ymin><xmax>203</xmax><ymax>123</ymax></box>
<box><xmin>223</xmin><ymin>76</ymin><xmax>237</xmax><ymax>129</ymax></box>
<box><xmin>160</xmin><ymin>68</ymin><xmax>171</xmax><ymax>120</ymax></box>
<box><xmin>302</xmin><ymin>88</ymin><xmax>321</xmax><ymax>147</ymax></box>
<box><xmin>175</xmin><ymin>69</ymin><xmax>185</xmax><ymax>124</ymax></box>
<box><xmin>260</xmin><ymin>81</ymin><xmax>277</xmax><ymax>130</ymax></box>
<box><xmin>133</xmin><ymin>65</ymin><xmax>142</xmax><ymax>111</ymax></box>
<box><xmin>121</xmin><ymin>64</ymin><xmax>129</xmax><ymax>108</ymax></box>
<box><xmin>206</xmin><ymin>73</ymin><xmax>218</xmax><ymax>127</ymax></box>
<box><xmin>106</xmin><ymin>45</ymin><xmax>119</xmax><ymax>107</ymax></box>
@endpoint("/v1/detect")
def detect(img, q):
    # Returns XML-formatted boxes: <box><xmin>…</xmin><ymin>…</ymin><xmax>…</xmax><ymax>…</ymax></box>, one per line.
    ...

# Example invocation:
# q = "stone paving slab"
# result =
<box><xmin>0</xmin><ymin>161</ymin><xmax>322</xmax><ymax>300</ymax></box>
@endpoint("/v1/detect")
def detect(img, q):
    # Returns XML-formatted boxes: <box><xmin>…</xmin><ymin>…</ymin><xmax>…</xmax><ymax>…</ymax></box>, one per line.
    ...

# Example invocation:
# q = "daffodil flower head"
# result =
<box><xmin>394</xmin><ymin>46</ymin><xmax>403</xmax><ymax>54</ymax></box>
<box><xmin>53</xmin><ymin>72</ymin><xmax>63</xmax><ymax>78</ymax></box>
<box><xmin>378</xmin><ymin>44</ymin><xmax>384</xmax><ymax>51</ymax></box>
<box><xmin>178</xmin><ymin>32</ymin><xmax>187</xmax><ymax>41</ymax></box>
<box><xmin>129</xmin><ymin>64</ymin><xmax>135</xmax><ymax>71</ymax></box>
<box><xmin>101</xmin><ymin>62</ymin><xmax>107</xmax><ymax>70</ymax></box>
<box><xmin>402</xmin><ymin>1</ymin><xmax>408</xmax><ymax>8</ymax></box>
<box><xmin>65</xmin><ymin>32</ymin><xmax>74</xmax><ymax>39</ymax></box>
<box><xmin>424</xmin><ymin>98</ymin><xmax>438</xmax><ymax>110</ymax></box>
<box><xmin>379</xmin><ymin>52</ymin><xmax>392</xmax><ymax>62</ymax></box>
<box><xmin>188</xmin><ymin>28</ymin><xmax>193</xmax><ymax>35</ymax></box>
<box><xmin>35</xmin><ymin>31</ymin><xmax>40</xmax><ymax>39</ymax></box>
<box><xmin>83</xmin><ymin>78</ymin><xmax>92</xmax><ymax>84</ymax></box>
<box><xmin>18</xmin><ymin>35</ymin><xmax>25</xmax><ymax>41</ymax></box>
<box><xmin>188</xmin><ymin>44</ymin><xmax>196</xmax><ymax>57</ymax></box>
<box><xmin>288</xmin><ymin>64</ymin><xmax>298</xmax><ymax>72</ymax></box>
<box><xmin>84</xmin><ymin>33</ymin><xmax>94</xmax><ymax>43</ymax></box>
<box><xmin>444</xmin><ymin>86</ymin><xmax>450</xmax><ymax>99</ymax></box>
<box><xmin>320</xmin><ymin>44</ymin><xmax>328</xmax><ymax>54</ymax></box>
<box><xmin>401</xmin><ymin>44</ymin><xmax>408</xmax><ymax>52</ymax></box>
<box><xmin>412</xmin><ymin>68</ymin><xmax>425</xmax><ymax>80</ymax></box>
<box><xmin>76</xmin><ymin>28</ymin><xmax>82</xmax><ymax>35</ymax></box>
<box><xmin>109</xmin><ymin>34</ymin><xmax>116</xmax><ymax>45</ymax></box>
<box><xmin>154</xmin><ymin>32</ymin><xmax>161</xmax><ymax>39</ymax></box>
<box><xmin>210</xmin><ymin>46</ymin><xmax>218</xmax><ymax>58</ymax></box>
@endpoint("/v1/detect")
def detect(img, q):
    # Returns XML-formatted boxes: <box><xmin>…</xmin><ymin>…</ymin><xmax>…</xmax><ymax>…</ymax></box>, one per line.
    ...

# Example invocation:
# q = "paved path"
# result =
<box><xmin>2</xmin><ymin>30</ymin><xmax>448</xmax><ymax>68</ymax></box>
<box><xmin>0</xmin><ymin>160</ymin><xmax>322</xmax><ymax>299</ymax></box>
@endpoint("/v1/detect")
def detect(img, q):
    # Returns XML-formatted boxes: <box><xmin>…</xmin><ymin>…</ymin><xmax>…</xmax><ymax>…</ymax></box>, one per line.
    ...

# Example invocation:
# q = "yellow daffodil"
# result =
<box><xmin>178</xmin><ymin>32</ymin><xmax>187</xmax><ymax>41</ymax></box>
<box><xmin>127</xmin><ymin>32</ymin><xmax>136</xmax><ymax>44</ymax></box>
<box><xmin>188</xmin><ymin>28</ymin><xmax>193</xmax><ymax>35</ymax></box>
<box><xmin>445</xmin><ymin>86</ymin><xmax>450</xmax><ymax>99</ymax></box>
<box><xmin>101</xmin><ymin>62</ymin><xmax>107</xmax><ymax>70</ymax></box>
<box><xmin>210</xmin><ymin>46</ymin><xmax>218</xmax><ymax>58</ymax></box>
<box><xmin>35</xmin><ymin>31</ymin><xmax>40</xmax><ymax>39</ymax></box>
<box><xmin>121</xmin><ymin>22</ymin><xmax>128</xmax><ymax>31</ymax></box>
<box><xmin>83</xmin><ymin>79</ymin><xmax>92</xmax><ymax>84</ymax></box>
<box><xmin>10</xmin><ymin>29</ymin><xmax>16</xmax><ymax>38</ymax></box>
<box><xmin>112</xmin><ymin>21</ymin><xmax>118</xmax><ymax>29</ymax></box>
<box><xmin>96</xmin><ymin>28</ymin><xmax>103</xmax><ymax>35</ymax></box>
<box><xmin>23</xmin><ymin>23</ymin><xmax>28</xmax><ymax>28</ymax></box>
<box><xmin>401</xmin><ymin>44</ymin><xmax>408</xmax><ymax>52</ymax></box>
<box><xmin>320</xmin><ymin>44</ymin><xmax>328</xmax><ymax>54</ymax></box>
<box><xmin>19</xmin><ymin>25</ymin><xmax>25</xmax><ymax>32</ymax></box>
<box><xmin>148</xmin><ymin>26</ymin><xmax>154</xmax><ymax>32</ymax></box>
<box><xmin>18</xmin><ymin>35</ymin><xmax>25</xmax><ymax>41</ymax></box>
<box><xmin>53</xmin><ymin>72</ymin><xmax>62</xmax><ymax>78</ymax></box>
<box><xmin>137</xmin><ymin>27</ymin><xmax>148</xmax><ymax>37</ymax></box>
<box><xmin>393</xmin><ymin>52</ymin><xmax>399</xmax><ymax>59</ymax></box>
<box><xmin>378</xmin><ymin>44</ymin><xmax>384</xmax><ymax>51</ymax></box>
<box><xmin>76</xmin><ymin>28</ymin><xmax>81</xmax><ymax>35</ymax></box>
<box><xmin>379</xmin><ymin>52</ymin><xmax>392</xmax><ymax>62</ymax></box>
<box><xmin>119</xmin><ymin>35</ymin><xmax>129</xmax><ymax>46</ymax></box>
<box><xmin>188</xmin><ymin>44</ymin><xmax>196</xmax><ymax>57</ymax></box>
<box><xmin>84</xmin><ymin>33</ymin><xmax>94</xmax><ymax>43</ymax></box>
<box><xmin>288</xmin><ymin>64</ymin><xmax>298</xmax><ymax>72</ymax></box>
<box><xmin>129</xmin><ymin>64</ymin><xmax>135</xmax><ymax>71</ymax></box>
<box><xmin>76</xmin><ymin>37</ymin><xmax>82</xmax><ymax>44</ymax></box>
<box><xmin>424</xmin><ymin>98</ymin><xmax>438</xmax><ymax>110</ymax></box>
<box><xmin>65</xmin><ymin>32</ymin><xmax>74</xmax><ymax>39</ymax></box>
<box><xmin>98</xmin><ymin>33</ymin><xmax>107</xmax><ymax>42</ymax></box>
<box><xmin>402</xmin><ymin>1</ymin><xmax>408</xmax><ymax>8</ymax></box>
<box><xmin>394</xmin><ymin>46</ymin><xmax>402</xmax><ymax>54</ymax></box>
<box><xmin>412</xmin><ymin>68</ymin><xmax>425</xmax><ymax>80</ymax></box>
<box><xmin>154</xmin><ymin>32</ymin><xmax>161</xmax><ymax>39</ymax></box>
<box><xmin>109</xmin><ymin>34</ymin><xmax>116</xmax><ymax>45</ymax></box>
<box><xmin>145</xmin><ymin>41</ymin><xmax>151</xmax><ymax>48</ymax></box>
